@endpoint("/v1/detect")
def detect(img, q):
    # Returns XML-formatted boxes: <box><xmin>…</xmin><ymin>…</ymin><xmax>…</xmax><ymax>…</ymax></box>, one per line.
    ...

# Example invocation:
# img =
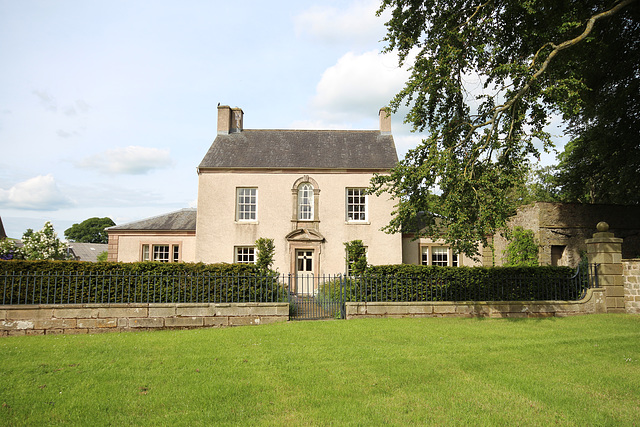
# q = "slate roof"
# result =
<box><xmin>67</xmin><ymin>243</ymin><xmax>108</xmax><ymax>262</ymax></box>
<box><xmin>198</xmin><ymin>130</ymin><xmax>398</xmax><ymax>170</ymax></box>
<box><xmin>107</xmin><ymin>208</ymin><xmax>197</xmax><ymax>231</ymax></box>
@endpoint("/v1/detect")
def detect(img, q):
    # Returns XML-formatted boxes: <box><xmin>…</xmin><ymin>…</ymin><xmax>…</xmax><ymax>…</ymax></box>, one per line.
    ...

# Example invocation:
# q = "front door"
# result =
<box><xmin>296</xmin><ymin>249</ymin><xmax>315</xmax><ymax>295</ymax></box>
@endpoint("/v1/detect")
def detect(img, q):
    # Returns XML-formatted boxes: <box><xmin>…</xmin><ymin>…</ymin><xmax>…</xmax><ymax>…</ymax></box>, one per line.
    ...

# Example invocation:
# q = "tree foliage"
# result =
<box><xmin>21</xmin><ymin>222</ymin><xmax>69</xmax><ymax>260</ymax></box>
<box><xmin>503</xmin><ymin>227</ymin><xmax>539</xmax><ymax>267</ymax></box>
<box><xmin>345</xmin><ymin>240</ymin><xmax>368</xmax><ymax>275</ymax></box>
<box><xmin>372</xmin><ymin>0</ymin><xmax>638</xmax><ymax>257</ymax></box>
<box><xmin>64</xmin><ymin>217</ymin><xmax>115</xmax><ymax>244</ymax></box>
<box><xmin>255</xmin><ymin>238</ymin><xmax>276</xmax><ymax>271</ymax></box>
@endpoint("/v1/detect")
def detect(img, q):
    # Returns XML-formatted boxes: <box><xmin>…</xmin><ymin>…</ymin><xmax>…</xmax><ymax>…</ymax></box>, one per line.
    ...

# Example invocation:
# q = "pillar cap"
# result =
<box><xmin>597</xmin><ymin>221</ymin><xmax>609</xmax><ymax>232</ymax></box>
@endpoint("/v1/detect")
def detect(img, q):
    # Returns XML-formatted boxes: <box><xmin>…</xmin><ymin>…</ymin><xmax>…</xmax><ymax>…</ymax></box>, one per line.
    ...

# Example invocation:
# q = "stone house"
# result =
<box><xmin>107</xmin><ymin>105</ymin><xmax>479</xmax><ymax>275</ymax></box>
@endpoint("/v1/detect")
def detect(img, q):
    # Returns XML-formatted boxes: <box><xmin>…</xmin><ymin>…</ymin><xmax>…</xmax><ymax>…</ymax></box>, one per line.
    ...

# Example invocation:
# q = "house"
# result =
<box><xmin>66</xmin><ymin>242</ymin><xmax>109</xmax><ymax>262</ymax></box>
<box><xmin>107</xmin><ymin>105</ymin><xmax>406</xmax><ymax>274</ymax></box>
<box><xmin>0</xmin><ymin>216</ymin><xmax>6</xmax><ymax>240</ymax></box>
<box><xmin>109</xmin><ymin>107</ymin><xmax>637</xmax><ymax>271</ymax></box>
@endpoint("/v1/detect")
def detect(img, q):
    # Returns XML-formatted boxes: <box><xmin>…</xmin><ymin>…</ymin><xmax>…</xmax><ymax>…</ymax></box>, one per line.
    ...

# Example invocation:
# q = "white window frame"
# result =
<box><xmin>141</xmin><ymin>244</ymin><xmax>180</xmax><ymax>263</ymax></box>
<box><xmin>236</xmin><ymin>187</ymin><xmax>257</xmax><ymax>222</ymax></box>
<box><xmin>235</xmin><ymin>246</ymin><xmax>256</xmax><ymax>264</ymax></box>
<box><xmin>431</xmin><ymin>246</ymin><xmax>448</xmax><ymax>266</ymax></box>
<box><xmin>346</xmin><ymin>188</ymin><xmax>368</xmax><ymax>222</ymax></box>
<box><xmin>298</xmin><ymin>183</ymin><xmax>314</xmax><ymax>220</ymax></box>
<box><xmin>421</xmin><ymin>246</ymin><xmax>458</xmax><ymax>267</ymax></box>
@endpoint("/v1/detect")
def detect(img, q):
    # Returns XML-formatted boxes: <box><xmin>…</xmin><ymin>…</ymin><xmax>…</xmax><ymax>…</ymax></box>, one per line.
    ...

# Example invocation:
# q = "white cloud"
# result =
<box><xmin>294</xmin><ymin>0</ymin><xmax>388</xmax><ymax>45</ymax></box>
<box><xmin>311</xmin><ymin>50</ymin><xmax>410</xmax><ymax>121</ymax></box>
<box><xmin>0</xmin><ymin>175</ymin><xmax>74</xmax><ymax>210</ymax></box>
<box><xmin>77</xmin><ymin>146</ymin><xmax>173</xmax><ymax>175</ymax></box>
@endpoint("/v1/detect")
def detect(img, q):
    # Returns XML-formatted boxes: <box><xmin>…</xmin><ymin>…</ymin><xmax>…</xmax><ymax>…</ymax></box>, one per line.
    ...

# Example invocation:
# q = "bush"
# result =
<box><xmin>0</xmin><ymin>261</ymin><xmax>287</xmax><ymax>304</ymax></box>
<box><xmin>317</xmin><ymin>264</ymin><xmax>582</xmax><ymax>302</ymax></box>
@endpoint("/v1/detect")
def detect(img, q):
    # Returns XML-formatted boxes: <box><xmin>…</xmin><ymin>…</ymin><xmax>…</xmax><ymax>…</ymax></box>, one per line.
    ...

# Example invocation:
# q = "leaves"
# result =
<box><xmin>373</xmin><ymin>0</ymin><xmax>638</xmax><ymax>256</ymax></box>
<box><xmin>64</xmin><ymin>217</ymin><xmax>115</xmax><ymax>244</ymax></box>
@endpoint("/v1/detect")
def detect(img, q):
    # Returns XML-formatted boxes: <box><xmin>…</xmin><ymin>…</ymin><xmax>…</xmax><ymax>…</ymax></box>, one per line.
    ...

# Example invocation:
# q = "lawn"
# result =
<box><xmin>1</xmin><ymin>314</ymin><xmax>639</xmax><ymax>426</ymax></box>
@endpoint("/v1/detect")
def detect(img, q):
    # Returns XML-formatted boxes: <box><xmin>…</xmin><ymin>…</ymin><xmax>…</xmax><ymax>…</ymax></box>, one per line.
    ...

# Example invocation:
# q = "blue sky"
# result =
<box><xmin>0</xmin><ymin>0</ymin><xmax>563</xmax><ymax>240</ymax></box>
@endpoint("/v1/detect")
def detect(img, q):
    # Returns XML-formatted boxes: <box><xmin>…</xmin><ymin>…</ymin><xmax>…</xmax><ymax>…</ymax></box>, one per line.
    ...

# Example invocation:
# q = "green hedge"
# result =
<box><xmin>319</xmin><ymin>264</ymin><xmax>587</xmax><ymax>302</ymax></box>
<box><xmin>0</xmin><ymin>261</ymin><xmax>285</xmax><ymax>304</ymax></box>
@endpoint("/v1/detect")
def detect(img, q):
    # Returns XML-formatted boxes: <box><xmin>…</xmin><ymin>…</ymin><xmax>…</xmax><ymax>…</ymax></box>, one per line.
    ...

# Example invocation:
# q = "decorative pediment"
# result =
<box><xmin>286</xmin><ymin>228</ymin><xmax>325</xmax><ymax>242</ymax></box>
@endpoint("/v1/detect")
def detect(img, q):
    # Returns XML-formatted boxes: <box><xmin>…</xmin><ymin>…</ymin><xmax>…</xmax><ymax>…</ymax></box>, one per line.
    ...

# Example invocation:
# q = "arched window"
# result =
<box><xmin>298</xmin><ymin>183</ymin><xmax>314</xmax><ymax>220</ymax></box>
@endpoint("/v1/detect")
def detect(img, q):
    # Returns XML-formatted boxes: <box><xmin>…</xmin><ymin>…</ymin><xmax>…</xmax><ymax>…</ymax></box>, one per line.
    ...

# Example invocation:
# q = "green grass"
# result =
<box><xmin>1</xmin><ymin>315</ymin><xmax>639</xmax><ymax>426</ymax></box>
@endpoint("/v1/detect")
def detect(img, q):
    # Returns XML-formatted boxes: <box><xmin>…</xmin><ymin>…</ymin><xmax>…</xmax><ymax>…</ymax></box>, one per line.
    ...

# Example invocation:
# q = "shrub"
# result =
<box><xmin>316</xmin><ymin>264</ymin><xmax>582</xmax><ymax>302</ymax></box>
<box><xmin>503</xmin><ymin>226</ymin><xmax>539</xmax><ymax>266</ymax></box>
<box><xmin>0</xmin><ymin>261</ymin><xmax>287</xmax><ymax>304</ymax></box>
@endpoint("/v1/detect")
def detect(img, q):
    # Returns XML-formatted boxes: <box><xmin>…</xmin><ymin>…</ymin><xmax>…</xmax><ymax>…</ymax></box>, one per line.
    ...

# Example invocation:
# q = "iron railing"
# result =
<box><xmin>1</xmin><ymin>265</ymin><xmax>598</xmax><ymax>307</ymax></box>
<box><xmin>1</xmin><ymin>271</ymin><xmax>287</xmax><ymax>305</ymax></box>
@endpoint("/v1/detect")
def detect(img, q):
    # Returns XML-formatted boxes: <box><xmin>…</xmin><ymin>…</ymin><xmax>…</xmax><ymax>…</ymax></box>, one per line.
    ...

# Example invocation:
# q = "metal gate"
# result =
<box><xmin>287</xmin><ymin>274</ymin><xmax>345</xmax><ymax>320</ymax></box>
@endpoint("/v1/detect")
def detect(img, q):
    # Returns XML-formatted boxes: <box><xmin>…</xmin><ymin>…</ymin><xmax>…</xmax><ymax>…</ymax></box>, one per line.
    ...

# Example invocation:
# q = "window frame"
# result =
<box><xmin>235</xmin><ymin>246</ymin><xmax>256</xmax><ymax>264</ymax></box>
<box><xmin>421</xmin><ymin>246</ymin><xmax>458</xmax><ymax>267</ymax></box>
<box><xmin>297</xmin><ymin>183</ymin><xmax>314</xmax><ymax>221</ymax></box>
<box><xmin>345</xmin><ymin>188</ymin><xmax>368</xmax><ymax>223</ymax></box>
<box><xmin>141</xmin><ymin>243</ymin><xmax>181</xmax><ymax>263</ymax></box>
<box><xmin>236</xmin><ymin>187</ymin><xmax>258</xmax><ymax>222</ymax></box>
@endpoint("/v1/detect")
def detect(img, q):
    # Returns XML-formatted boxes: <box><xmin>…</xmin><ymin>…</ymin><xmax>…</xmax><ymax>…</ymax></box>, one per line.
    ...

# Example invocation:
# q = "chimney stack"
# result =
<box><xmin>379</xmin><ymin>107</ymin><xmax>391</xmax><ymax>134</ymax></box>
<box><xmin>217</xmin><ymin>105</ymin><xmax>243</xmax><ymax>134</ymax></box>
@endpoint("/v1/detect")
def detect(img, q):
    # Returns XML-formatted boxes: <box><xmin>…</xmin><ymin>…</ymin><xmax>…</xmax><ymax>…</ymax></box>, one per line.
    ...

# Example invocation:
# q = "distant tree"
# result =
<box><xmin>64</xmin><ymin>217</ymin><xmax>115</xmax><ymax>244</ymax></box>
<box><xmin>503</xmin><ymin>227</ymin><xmax>539</xmax><ymax>267</ymax></box>
<box><xmin>512</xmin><ymin>165</ymin><xmax>562</xmax><ymax>205</ymax></box>
<box><xmin>255</xmin><ymin>238</ymin><xmax>276</xmax><ymax>271</ymax></box>
<box><xmin>21</xmin><ymin>221</ymin><xmax>69</xmax><ymax>260</ymax></box>
<box><xmin>96</xmin><ymin>251</ymin><xmax>108</xmax><ymax>262</ymax></box>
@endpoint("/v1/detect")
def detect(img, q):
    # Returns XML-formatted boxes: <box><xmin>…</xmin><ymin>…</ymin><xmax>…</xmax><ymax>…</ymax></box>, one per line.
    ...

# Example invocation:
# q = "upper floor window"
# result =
<box><xmin>346</xmin><ymin>188</ymin><xmax>367</xmax><ymax>222</ymax></box>
<box><xmin>298</xmin><ymin>183</ymin><xmax>314</xmax><ymax>220</ymax></box>
<box><xmin>237</xmin><ymin>187</ymin><xmax>257</xmax><ymax>221</ymax></box>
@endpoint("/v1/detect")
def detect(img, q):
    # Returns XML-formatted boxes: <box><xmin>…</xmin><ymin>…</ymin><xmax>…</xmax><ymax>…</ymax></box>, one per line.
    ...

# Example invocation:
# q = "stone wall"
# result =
<box><xmin>0</xmin><ymin>302</ymin><xmax>289</xmax><ymax>336</ymax></box>
<box><xmin>623</xmin><ymin>259</ymin><xmax>640</xmax><ymax>314</ymax></box>
<box><xmin>346</xmin><ymin>288</ymin><xmax>606</xmax><ymax>319</ymax></box>
<box><xmin>492</xmin><ymin>202</ymin><xmax>640</xmax><ymax>267</ymax></box>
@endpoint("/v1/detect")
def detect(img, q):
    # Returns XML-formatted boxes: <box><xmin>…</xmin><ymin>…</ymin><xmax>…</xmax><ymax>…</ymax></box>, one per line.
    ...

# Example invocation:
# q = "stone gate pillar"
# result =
<box><xmin>586</xmin><ymin>222</ymin><xmax>625</xmax><ymax>313</ymax></box>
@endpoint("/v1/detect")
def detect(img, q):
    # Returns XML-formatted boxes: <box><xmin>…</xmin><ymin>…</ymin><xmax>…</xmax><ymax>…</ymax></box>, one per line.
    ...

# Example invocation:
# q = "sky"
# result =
<box><xmin>0</xmin><ymin>0</ymin><xmax>564</xmax><ymax>240</ymax></box>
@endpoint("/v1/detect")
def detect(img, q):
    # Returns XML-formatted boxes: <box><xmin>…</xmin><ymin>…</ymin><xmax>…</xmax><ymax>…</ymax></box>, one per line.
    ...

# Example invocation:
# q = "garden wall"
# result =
<box><xmin>623</xmin><ymin>259</ymin><xmax>640</xmax><ymax>314</ymax></box>
<box><xmin>0</xmin><ymin>302</ymin><xmax>289</xmax><ymax>336</ymax></box>
<box><xmin>345</xmin><ymin>287</ymin><xmax>606</xmax><ymax>319</ymax></box>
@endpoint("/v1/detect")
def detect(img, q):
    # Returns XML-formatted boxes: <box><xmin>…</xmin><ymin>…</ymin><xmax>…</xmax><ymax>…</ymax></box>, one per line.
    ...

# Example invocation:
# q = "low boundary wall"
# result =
<box><xmin>0</xmin><ymin>302</ymin><xmax>289</xmax><ymax>336</ymax></box>
<box><xmin>346</xmin><ymin>288</ymin><xmax>606</xmax><ymax>319</ymax></box>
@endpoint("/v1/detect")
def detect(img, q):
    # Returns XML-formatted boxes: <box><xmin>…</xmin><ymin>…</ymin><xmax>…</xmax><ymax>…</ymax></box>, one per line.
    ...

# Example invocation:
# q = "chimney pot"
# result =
<box><xmin>231</xmin><ymin>108</ymin><xmax>243</xmax><ymax>133</ymax></box>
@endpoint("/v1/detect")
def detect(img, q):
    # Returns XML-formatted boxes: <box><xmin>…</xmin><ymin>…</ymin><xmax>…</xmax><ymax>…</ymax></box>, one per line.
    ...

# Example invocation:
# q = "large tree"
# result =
<box><xmin>64</xmin><ymin>217</ymin><xmax>115</xmax><ymax>244</ymax></box>
<box><xmin>371</xmin><ymin>0</ymin><xmax>638</xmax><ymax>257</ymax></box>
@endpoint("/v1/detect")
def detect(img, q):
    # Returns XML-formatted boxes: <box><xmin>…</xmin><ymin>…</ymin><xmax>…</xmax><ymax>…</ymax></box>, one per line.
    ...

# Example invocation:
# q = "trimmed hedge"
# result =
<box><xmin>320</xmin><ymin>264</ymin><xmax>588</xmax><ymax>302</ymax></box>
<box><xmin>0</xmin><ymin>261</ymin><xmax>285</xmax><ymax>305</ymax></box>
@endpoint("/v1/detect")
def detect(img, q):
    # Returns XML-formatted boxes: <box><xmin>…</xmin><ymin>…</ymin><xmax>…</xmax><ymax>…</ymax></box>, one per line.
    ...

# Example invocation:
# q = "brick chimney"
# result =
<box><xmin>217</xmin><ymin>105</ymin><xmax>243</xmax><ymax>134</ymax></box>
<box><xmin>379</xmin><ymin>107</ymin><xmax>391</xmax><ymax>134</ymax></box>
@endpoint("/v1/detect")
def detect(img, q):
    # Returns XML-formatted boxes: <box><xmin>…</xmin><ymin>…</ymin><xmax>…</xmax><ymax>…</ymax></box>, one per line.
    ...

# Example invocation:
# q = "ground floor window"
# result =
<box><xmin>142</xmin><ymin>244</ymin><xmax>180</xmax><ymax>262</ymax></box>
<box><xmin>235</xmin><ymin>246</ymin><xmax>255</xmax><ymax>264</ymax></box>
<box><xmin>421</xmin><ymin>246</ymin><xmax>458</xmax><ymax>267</ymax></box>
